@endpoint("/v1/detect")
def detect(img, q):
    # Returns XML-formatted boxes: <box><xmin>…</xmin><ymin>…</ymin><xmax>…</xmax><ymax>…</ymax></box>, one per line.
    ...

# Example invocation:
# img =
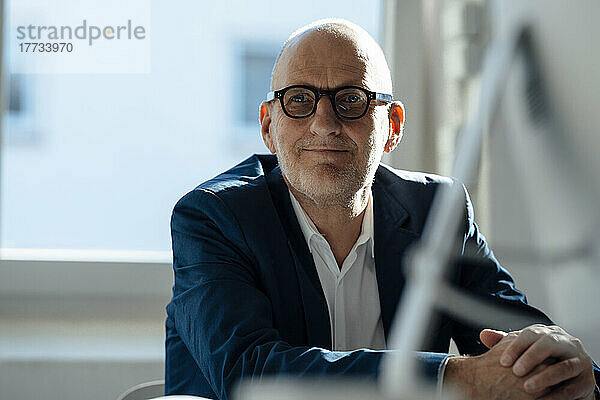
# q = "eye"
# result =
<box><xmin>290</xmin><ymin>93</ymin><xmax>310</xmax><ymax>102</ymax></box>
<box><xmin>344</xmin><ymin>94</ymin><xmax>360</xmax><ymax>103</ymax></box>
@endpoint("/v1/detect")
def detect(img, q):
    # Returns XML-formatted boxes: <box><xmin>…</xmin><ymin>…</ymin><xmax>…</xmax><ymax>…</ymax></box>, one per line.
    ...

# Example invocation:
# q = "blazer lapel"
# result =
<box><xmin>372</xmin><ymin>173</ymin><xmax>420</xmax><ymax>340</ymax></box>
<box><xmin>265</xmin><ymin>166</ymin><xmax>332</xmax><ymax>349</ymax></box>
<box><xmin>264</xmin><ymin>163</ymin><xmax>421</xmax><ymax>348</ymax></box>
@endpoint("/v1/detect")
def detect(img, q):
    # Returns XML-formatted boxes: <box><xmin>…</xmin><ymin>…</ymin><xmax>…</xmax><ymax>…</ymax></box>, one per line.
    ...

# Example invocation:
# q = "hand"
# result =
<box><xmin>444</xmin><ymin>332</ymin><xmax>553</xmax><ymax>400</ymax></box>
<box><xmin>480</xmin><ymin>325</ymin><xmax>596</xmax><ymax>400</ymax></box>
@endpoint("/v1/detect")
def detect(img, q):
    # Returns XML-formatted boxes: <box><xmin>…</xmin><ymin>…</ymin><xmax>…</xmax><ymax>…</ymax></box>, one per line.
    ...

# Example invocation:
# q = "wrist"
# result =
<box><xmin>443</xmin><ymin>356</ymin><xmax>473</xmax><ymax>396</ymax></box>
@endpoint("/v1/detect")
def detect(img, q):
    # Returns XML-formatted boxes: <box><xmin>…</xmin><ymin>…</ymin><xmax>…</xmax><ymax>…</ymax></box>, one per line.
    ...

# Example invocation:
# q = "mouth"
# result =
<box><xmin>302</xmin><ymin>148</ymin><xmax>349</xmax><ymax>153</ymax></box>
<box><xmin>300</xmin><ymin>148</ymin><xmax>351</xmax><ymax>164</ymax></box>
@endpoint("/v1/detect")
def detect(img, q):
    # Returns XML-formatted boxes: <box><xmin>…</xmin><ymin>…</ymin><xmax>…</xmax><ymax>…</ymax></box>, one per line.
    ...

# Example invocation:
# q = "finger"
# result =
<box><xmin>521</xmin><ymin>362</ymin><xmax>554</xmax><ymax>396</ymax></box>
<box><xmin>479</xmin><ymin>329</ymin><xmax>507</xmax><ymax>349</ymax></box>
<box><xmin>523</xmin><ymin>357</ymin><xmax>585</xmax><ymax>393</ymax></box>
<box><xmin>500</xmin><ymin>328</ymin><xmax>540</xmax><ymax>367</ymax></box>
<box><xmin>536</xmin><ymin>376</ymin><xmax>592</xmax><ymax>400</ymax></box>
<box><xmin>513</xmin><ymin>334</ymin><xmax>580</xmax><ymax>376</ymax></box>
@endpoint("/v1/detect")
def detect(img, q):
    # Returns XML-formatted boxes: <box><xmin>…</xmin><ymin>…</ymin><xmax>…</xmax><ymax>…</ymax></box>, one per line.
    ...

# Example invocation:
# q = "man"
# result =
<box><xmin>165</xmin><ymin>19</ymin><xmax>598</xmax><ymax>400</ymax></box>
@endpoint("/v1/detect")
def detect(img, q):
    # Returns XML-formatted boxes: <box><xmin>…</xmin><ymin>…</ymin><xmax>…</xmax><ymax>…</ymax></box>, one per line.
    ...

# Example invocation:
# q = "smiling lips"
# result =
<box><xmin>302</xmin><ymin>147</ymin><xmax>349</xmax><ymax>152</ymax></box>
<box><xmin>301</xmin><ymin>148</ymin><xmax>351</xmax><ymax>163</ymax></box>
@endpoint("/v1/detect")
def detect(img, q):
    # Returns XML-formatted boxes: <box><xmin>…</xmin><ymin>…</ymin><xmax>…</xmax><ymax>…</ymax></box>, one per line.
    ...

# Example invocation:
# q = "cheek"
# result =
<box><xmin>375</xmin><ymin>107</ymin><xmax>390</xmax><ymax>128</ymax></box>
<box><xmin>350</xmin><ymin>114</ymin><xmax>388</xmax><ymax>151</ymax></box>
<box><xmin>271</xmin><ymin>113</ymin><xmax>303</xmax><ymax>150</ymax></box>
<box><xmin>361</xmin><ymin>107</ymin><xmax>387</xmax><ymax>132</ymax></box>
<box><xmin>270</xmin><ymin>113</ymin><xmax>288</xmax><ymax>145</ymax></box>
<box><xmin>272</xmin><ymin>110</ymin><xmax>286</xmax><ymax>130</ymax></box>
<box><xmin>372</xmin><ymin>110</ymin><xmax>390</xmax><ymax>146</ymax></box>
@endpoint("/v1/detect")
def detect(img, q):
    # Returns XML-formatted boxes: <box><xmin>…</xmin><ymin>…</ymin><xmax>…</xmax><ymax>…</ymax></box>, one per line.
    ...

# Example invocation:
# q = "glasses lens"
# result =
<box><xmin>282</xmin><ymin>87</ymin><xmax>316</xmax><ymax>117</ymax></box>
<box><xmin>335</xmin><ymin>88</ymin><xmax>368</xmax><ymax>118</ymax></box>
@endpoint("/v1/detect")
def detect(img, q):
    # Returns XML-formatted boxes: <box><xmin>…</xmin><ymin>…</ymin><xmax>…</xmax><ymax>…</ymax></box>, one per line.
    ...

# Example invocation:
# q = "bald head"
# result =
<box><xmin>271</xmin><ymin>19</ymin><xmax>393</xmax><ymax>94</ymax></box>
<box><xmin>259</xmin><ymin>19</ymin><xmax>405</xmax><ymax>208</ymax></box>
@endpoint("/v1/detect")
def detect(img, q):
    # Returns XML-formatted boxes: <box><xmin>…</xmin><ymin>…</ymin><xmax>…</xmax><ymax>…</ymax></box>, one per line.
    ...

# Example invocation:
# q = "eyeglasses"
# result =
<box><xmin>265</xmin><ymin>85</ymin><xmax>393</xmax><ymax>120</ymax></box>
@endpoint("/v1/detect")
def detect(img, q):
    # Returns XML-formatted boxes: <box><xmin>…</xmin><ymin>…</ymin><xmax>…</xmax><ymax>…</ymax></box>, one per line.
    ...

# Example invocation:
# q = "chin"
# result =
<box><xmin>289</xmin><ymin>167</ymin><xmax>363</xmax><ymax>205</ymax></box>
<box><xmin>278</xmin><ymin>150</ymin><xmax>371</xmax><ymax>201</ymax></box>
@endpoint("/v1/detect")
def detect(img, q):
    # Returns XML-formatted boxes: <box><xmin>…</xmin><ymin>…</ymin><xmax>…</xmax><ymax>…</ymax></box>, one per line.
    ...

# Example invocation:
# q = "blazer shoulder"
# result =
<box><xmin>172</xmin><ymin>154</ymin><xmax>279</xmax><ymax>225</ymax></box>
<box><xmin>196</xmin><ymin>154</ymin><xmax>274</xmax><ymax>194</ymax></box>
<box><xmin>178</xmin><ymin>153</ymin><xmax>276</xmax><ymax>203</ymax></box>
<box><xmin>377</xmin><ymin>163</ymin><xmax>455</xmax><ymax>189</ymax></box>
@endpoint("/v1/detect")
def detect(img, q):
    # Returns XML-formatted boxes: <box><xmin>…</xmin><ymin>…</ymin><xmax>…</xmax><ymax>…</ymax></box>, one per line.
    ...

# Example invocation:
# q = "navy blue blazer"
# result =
<box><xmin>165</xmin><ymin>154</ymin><xmax>556</xmax><ymax>399</ymax></box>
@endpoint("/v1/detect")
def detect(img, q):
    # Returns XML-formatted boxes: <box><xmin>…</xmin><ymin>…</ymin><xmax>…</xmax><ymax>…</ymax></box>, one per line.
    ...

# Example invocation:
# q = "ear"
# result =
<box><xmin>259</xmin><ymin>102</ymin><xmax>276</xmax><ymax>153</ymax></box>
<box><xmin>384</xmin><ymin>101</ymin><xmax>405</xmax><ymax>153</ymax></box>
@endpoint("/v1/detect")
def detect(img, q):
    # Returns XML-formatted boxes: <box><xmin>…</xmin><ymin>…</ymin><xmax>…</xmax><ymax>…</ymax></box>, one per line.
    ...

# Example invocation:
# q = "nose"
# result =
<box><xmin>309</xmin><ymin>95</ymin><xmax>341</xmax><ymax>137</ymax></box>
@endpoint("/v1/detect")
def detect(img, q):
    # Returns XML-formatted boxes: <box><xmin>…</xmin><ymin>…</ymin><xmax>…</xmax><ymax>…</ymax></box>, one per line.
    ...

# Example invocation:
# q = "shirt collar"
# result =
<box><xmin>288</xmin><ymin>189</ymin><xmax>375</xmax><ymax>257</ymax></box>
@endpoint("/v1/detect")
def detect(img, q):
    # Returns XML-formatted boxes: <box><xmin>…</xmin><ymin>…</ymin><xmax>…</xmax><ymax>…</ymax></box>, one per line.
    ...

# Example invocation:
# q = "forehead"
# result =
<box><xmin>273</xmin><ymin>32</ymin><xmax>384</xmax><ymax>91</ymax></box>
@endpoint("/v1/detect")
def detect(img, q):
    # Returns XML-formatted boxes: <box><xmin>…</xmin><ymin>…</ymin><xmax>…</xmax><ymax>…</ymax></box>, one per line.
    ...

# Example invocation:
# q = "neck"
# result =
<box><xmin>287</xmin><ymin>180</ymin><xmax>371</xmax><ymax>268</ymax></box>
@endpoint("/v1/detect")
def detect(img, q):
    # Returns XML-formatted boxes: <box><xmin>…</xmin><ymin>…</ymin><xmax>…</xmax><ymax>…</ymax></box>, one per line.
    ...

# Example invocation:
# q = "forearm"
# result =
<box><xmin>443</xmin><ymin>356</ymin><xmax>476</xmax><ymax>398</ymax></box>
<box><xmin>190</xmin><ymin>336</ymin><xmax>449</xmax><ymax>400</ymax></box>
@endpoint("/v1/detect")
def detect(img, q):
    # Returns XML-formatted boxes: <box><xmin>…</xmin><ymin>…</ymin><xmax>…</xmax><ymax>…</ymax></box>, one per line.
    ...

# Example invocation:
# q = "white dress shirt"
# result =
<box><xmin>289</xmin><ymin>190</ymin><xmax>386</xmax><ymax>351</ymax></box>
<box><xmin>289</xmin><ymin>189</ymin><xmax>450</xmax><ymax>392</ymax></box>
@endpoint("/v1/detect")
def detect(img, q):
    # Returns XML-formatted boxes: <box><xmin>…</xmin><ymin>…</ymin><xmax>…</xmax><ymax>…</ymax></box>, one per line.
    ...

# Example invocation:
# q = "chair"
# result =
<box><xmin>117</xmin><ymin>380</ymin><xmax>211</xmax><ymax>400</ymax></box>
<box><xmin>117</xmin><ymin>380</ymin><xmax>165</xmax><ymax>400</ymax></box>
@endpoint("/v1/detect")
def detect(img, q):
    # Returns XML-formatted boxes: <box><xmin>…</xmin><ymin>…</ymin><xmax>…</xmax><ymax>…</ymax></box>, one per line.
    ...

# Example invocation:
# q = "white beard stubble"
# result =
<box><xmin>274</xmin><ymin>131</ymin><xmax>381</xmax><ymax>208</ymax></box>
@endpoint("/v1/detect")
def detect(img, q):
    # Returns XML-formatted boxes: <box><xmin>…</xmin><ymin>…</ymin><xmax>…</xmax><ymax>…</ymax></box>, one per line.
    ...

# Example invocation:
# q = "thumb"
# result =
<box><xmin>480</xmin><ymin>329</ymin><xmax>507</xmax><ymax>349</ymax></box>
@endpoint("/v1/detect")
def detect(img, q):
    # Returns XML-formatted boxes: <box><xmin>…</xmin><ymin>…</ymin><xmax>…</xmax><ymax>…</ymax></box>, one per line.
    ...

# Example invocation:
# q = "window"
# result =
<box><xmin>1</xmin><ymin>0</ymin><xmax>382</xmax><ymax>254</ymax></box>
<box><xmin>0</xmin><ymin>3</ymin><xmax>383</xmax><ymax>397</ymax></box>
<box><xmin>3</xmin><ymin>74</ymin><xmax>37</xmax><ymax>145</ymax></box>
<box><xmin>240</xmin><ymin>43</ymin><xmax>279</xmax><ymax>125</ymax></box>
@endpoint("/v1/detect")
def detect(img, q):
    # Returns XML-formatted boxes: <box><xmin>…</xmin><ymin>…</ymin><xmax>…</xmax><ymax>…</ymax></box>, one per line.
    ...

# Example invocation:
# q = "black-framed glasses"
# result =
<box><xmin>265</xmin><ymin>85</ymin><xmax>393</xmax><ymax>120</ymax></box>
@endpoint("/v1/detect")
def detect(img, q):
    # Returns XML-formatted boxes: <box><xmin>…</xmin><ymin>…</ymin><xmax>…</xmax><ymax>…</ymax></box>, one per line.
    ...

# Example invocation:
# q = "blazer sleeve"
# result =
<box><xmin>169</xmin><ymin>188</ymin><xmax>391</xmax><ymax>400</ymax></box>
